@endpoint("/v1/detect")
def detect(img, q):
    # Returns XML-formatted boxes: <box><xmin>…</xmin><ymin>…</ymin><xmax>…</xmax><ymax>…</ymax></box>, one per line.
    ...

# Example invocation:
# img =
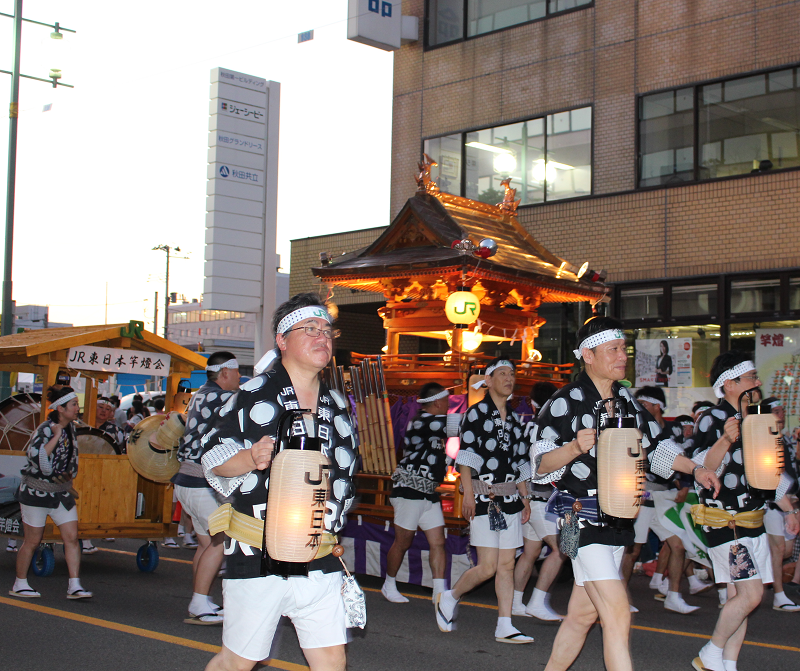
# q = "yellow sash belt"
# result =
<box><xmin>690</xmin><ymin>505</ymin><xmax>765</xmax><ymax>529</ymax></box>
<box><xmin>207</xmin><ymin>503</ymin><xmax>335</xmax><ymax>559</ymax></box>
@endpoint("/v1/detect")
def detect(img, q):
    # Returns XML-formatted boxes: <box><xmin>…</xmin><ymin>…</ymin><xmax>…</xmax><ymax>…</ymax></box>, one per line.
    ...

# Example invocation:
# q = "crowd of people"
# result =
<box><xmin>6</xmin><ymin>295</ymin><xmax>800</xmax><ymax>671</ymax></box>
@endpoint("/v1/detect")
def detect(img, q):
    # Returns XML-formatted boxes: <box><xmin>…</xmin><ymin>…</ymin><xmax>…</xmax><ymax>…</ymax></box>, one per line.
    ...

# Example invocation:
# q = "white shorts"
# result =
<box><xmin>222</xmin><ymin>571</ymin><xmax>347</xmax><ymax>660</ymax></box>
<box><xmin>174</xmin><ymin>485</ymin><xmax>221</xmax><ymax>536</ymax></box>
<box><xmin>764</xmin><ymin>508</ymin><xmax>797</xmax><ymax>540</ymax></box>
<box><xmin>708</xmin><ymin>534</ymin><xmax>773</xmax><ymax>584</ymax></box>
<box><xmin>522</xmin><ymin>501</ymin><xmax>558</xmax><ymax>542</ymax></box>
<box><xmin>571</xmin><ymin>544</ymin><xmax>625</xmax><ymax>586</ymax></box>
<box><xmin>633</xmin><ymin>505</ymin><xmax>671</xmax><ymax>544</ymax></box>
<box><xmin>20</xmin><ymin>502</ymin><xmax>78</xmax><ymax>528</ymax></box>
<box><xmin>390</xmin><ymin>497</ymin><xmax>445</xmax><ymax>531</ymax></box>
<box><xmin>469</xmin><ymin>511</ymin><xmax>523</xmax><ymax>549</ymax></box>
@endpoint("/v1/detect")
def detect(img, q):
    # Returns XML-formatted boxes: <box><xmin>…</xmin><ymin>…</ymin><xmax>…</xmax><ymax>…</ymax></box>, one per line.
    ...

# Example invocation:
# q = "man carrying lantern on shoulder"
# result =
<box><xmin>530</xmin><ymin>316</ymin><xmax>720</xmax><ymax>671</ymax></box>
<box><xmin>434</xmin><ymin>358</ymin><xmax>534</xmax><ymax>645</ymax></box>
<box><xmin>382</xmin><ymin>381</ymin><xmax>461</xmax><ymax>604</ymax></box>
<box><xmin>200</xmin><ymin>293</ymin><xmax>358</xmax><ymax>671</ymax></box>
<box><xmin>688</xmin><ymin>352</ymin><xmax>799</xmax><ymax>671</ymax></box>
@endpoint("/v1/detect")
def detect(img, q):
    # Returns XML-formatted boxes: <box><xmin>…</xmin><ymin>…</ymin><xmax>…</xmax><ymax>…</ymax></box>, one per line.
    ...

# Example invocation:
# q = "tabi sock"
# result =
<box><xmin>495</xmin><ymin>616</ymin><xmax>518</xmax><ymax>638</ymax></box>
<box><xmin>689</xmin><ymin>574</ymin><xmax>705</xmax><ymax>588</ymax></box>
<box><xmin>440</xmin><ymin>590</ymin><xmax>458</xmax><ymax>613</ymax></box>
<box><xmin>530</xmin><ymin>587</ymin><xmax>547</xmax><ymax>607</ymax></box>
<box><xmin>698</xmin><ymin>642</ymin><xmax>724</xmax><ymax>671</ymax></box>
<box><xmin>512</xmin><ymin>590</ymin><xmax>525</xmax><ymax>609</ymax></box>
<box><xmin>190</xmin><ymin>592</ymin><xmax>214</xmax><ymax>615</ymax></box>
<box><xmin>773</xmin><ymin>591</ymin><xmax>794</xmax><ymax>607</ymax></box>
<box><xmin>432</xmin><ymin>578</ymin><xmax>447</xmax><ymax>595</ymax></box>
<box><xmin>68</xmin><ymin>578</ymin><xmax>83</xmax><ymax>593</ymax></box>
<box><xmin>13</xmin><ymin>577</ymin><xmax>32</xmax><ymax>592</ymax></box>
<box><xmin>384</xmin><ymin>576</ymin><xmax>398</xmax><ymax>591</ymax></box>
<box><xmin>722</xmin><ymin>661</ymin><xmax>737</xmax><ymax>671</ymax></box>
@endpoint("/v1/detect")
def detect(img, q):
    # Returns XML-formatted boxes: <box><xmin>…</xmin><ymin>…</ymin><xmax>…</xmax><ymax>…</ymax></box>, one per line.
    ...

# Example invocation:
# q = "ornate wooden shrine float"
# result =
<box><xmin>311</xmin><ymin>160</ymin><xmax>609</xmax><ymax>587</ymax></box>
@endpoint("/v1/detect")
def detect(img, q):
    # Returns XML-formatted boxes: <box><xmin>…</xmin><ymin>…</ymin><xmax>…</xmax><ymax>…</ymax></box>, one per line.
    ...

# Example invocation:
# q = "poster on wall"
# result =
<box><xmin>755</xmin><ymin>329</ymin><xmax>800</xmax><ymax>422</ymax></box>
<box><xmin>635</xmin><ymin>338</ymin><xmax>693</xmax><ymax>388</ymax></box>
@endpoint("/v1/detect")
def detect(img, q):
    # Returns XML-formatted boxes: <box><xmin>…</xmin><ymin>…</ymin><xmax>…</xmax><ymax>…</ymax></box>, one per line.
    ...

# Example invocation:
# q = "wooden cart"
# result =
<box><xmin>0</xmin><ymin>323</ymin><xmax>207</xmax><ymax>574</ymax></box>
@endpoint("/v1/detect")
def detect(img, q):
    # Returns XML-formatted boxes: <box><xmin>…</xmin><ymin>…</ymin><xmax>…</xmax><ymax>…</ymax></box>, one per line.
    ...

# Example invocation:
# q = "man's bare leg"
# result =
<box><xmin>543</xmin><ymin>583</ymin><xmax>599</xmax><ymax>671</ymax></box>
<box><xmin>207</xmin><ymin>644</ymin><xmax>345</xmax><ymax>671</ymax></box>
<box><xmin>620</xmin><ymin>543</ymin><xmax>642</xmax><ymax>584</ymax></box>
<box><xmin>583</xmin><ymin>579</ymin><xmax>633</xmax><ymax>671</ymax></box>
<box><xmin>422</xmin><ymin>526</ymin><xmax>446</xmax><ymax>579</ymax></box>
<box><xmin>495</xmin><ymin>548</ymin><xmax>516</xmax><ymax>618</ymax></box>
<box><xmin>383</xmin><ymin>525</ymin><xmax>416</xmax><ymax>602</ymax></box>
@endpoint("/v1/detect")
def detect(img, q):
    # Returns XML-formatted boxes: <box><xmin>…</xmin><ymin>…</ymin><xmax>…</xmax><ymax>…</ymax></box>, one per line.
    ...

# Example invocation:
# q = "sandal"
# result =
<box><xmin>184</xmin><ymin>612</ymin><xmax>223</xmax><ymax>626</ymax></box>
<box><xmin>67</xmin><ymin>589</ymin><xmax>93</xmax><ymax>600</ymax></box>
<box><xmin>9</xmin><ymin>588</ymin><xmax>40</xmax><ymax>598</ymax></box>
<box><xmin>495</xmin><ymin>632</ymin><xmax>534</xmax><ymax>644</ymax></box>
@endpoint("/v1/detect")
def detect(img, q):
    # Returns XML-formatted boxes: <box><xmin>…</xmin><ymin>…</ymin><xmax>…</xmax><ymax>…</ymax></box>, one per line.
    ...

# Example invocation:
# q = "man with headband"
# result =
<box><xmin>689</xmin><ymin>352</ymin><xmax>799</xmax><ymax>671</ymax></box>
<box><xmin>201</xmin><ymin>293</ymin><xmax>357</xmax><ymax>671</ymax></box>
<box><xmin>621</xmin><ymin>386</ymin><xmax>707</xmax><ymax>613</ymax></box>
<box><xmin>382</xmin><ymin>382</ymin><xmax>461</xmax><ymax>604</ymax></box>
<box><xmin>435</xmin><ymin>358</ymin><xmax>534</xmax><ymax>645</ymax></box>
<box><xmin>530</xmin><ymin>316</ymin><xmax>720</xmax><ymax>671</ymax></box>
<box><xmin>172</xmin><ymin>350</ymin><xmax>240</xmax><ymax>625</ymax></box>
<box><xmin>95</xmin><ymin>397</ymin><xmax>125</xmax><ymax>452</ymax></box>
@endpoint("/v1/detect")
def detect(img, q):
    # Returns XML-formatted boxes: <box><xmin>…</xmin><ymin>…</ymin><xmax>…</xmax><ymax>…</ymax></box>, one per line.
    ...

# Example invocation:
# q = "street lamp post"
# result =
<box><xmin>0</xmin><ymin>0</ymin><xmax>75</xmax><ymax>400</ymax></box>
<box><xmin>152</xmin><ymin>245</ymin><xmax>186</xmax><ymax>340</ymax></box>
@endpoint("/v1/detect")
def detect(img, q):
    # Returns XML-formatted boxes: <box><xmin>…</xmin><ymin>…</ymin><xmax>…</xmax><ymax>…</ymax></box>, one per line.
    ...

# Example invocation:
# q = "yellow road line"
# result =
<box><xmin>362</xmin><ymin>588</ymin><xmax>800</xmax><ymax>652</ymax></box>
<box><xmin>97</xmin><ymin>546</ymin><xmax>193</xmax><ymax>565</ymax></box>
<box><xmin>0</xmin><ymin>596</ymin><xmax>307</xmax><ymax>670</ymax></box>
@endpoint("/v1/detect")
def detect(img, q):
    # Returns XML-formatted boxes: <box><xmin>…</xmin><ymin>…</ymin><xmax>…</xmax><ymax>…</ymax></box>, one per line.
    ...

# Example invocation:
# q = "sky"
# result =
<box><xmin>0</xmin><ymin>1</ymin><xmax>394</xmax><ymax>331</ymax></box>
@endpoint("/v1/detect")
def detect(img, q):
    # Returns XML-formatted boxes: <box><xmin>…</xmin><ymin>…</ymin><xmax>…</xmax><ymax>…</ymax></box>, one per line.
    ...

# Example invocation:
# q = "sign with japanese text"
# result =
<box><xmin>213</xmin><ymin>130</ymin><xmax>265</xmax><ymax>154</ymax></box>
<box><xmin>67</xmin><ymin>346</ymin><xmax>171</xmax><ymax>377</ymax></box>
<box><xmin>635</xmin><ymin>338</ymin><xmax>693</xmax><ymax>388</ymax></box>
<box><xmin>216</xmin><ymin>99</ymin><xmax>266</xmax><ymax>124</ymax></box>
<box><xmin>756</xmin><ymin>328</ymin><xmax>800</xmax><ymax>424</ymax></box>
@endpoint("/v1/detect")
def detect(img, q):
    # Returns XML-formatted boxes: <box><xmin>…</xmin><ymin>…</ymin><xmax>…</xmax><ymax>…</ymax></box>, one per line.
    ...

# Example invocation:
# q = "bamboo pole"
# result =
<box><xmin>350</xmin><ymin>367</ymin><xmax>374</xmax><ymax>473</ymax></box>
<box><xmin>362</xmin><ymin>361</ymin><xmax>386</xmax><ymax>473</ymax></box>
<box><xmin>370</xmin><ymin>361</ymin><xmax>394</xmax><ymax>474</ymax></box>
<box><xmin>376</xmin><ymin>356</ymin><xmax>397</xmax><ymax>471</ymax></box>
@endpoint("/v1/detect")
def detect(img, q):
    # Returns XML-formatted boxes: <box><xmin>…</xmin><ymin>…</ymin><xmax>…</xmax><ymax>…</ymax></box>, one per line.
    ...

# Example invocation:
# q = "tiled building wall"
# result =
<box><xmin>392</xmin><ymin>0</ymin><xmax>800</xmax><ymax>282</ymax></box>
<box><xmin>290</xmin><ymin>227</ymin><xmax>387</xmax><ymax>305</ymax></box>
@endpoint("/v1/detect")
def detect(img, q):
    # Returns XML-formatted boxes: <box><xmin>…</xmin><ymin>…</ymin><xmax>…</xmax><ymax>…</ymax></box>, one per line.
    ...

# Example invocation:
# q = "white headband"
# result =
<box><xmin>418</xmin><ymin>389</ymin><xmax>449</xmax><ymax>404</ymax></box>
<box><xmin>206</xmin><ymin>358</ymin><xmax>239</xmax><ymax>372</ymax></box>
<box><xmin>97</xmin><ymin>399</ymin><xmax>114</xmax><ymax>408</ymax></box>
<box><xmin>486</xmin><ymin>360</ymin><xmax>514</xmax><ymax>376</ymax></box>
<box><xmin>637</xmin><ymin>395</ymin><xmax>665</xmax><ymax>411</ymax></box>
<box><xmin>712</xmin><ymin>361</ymin><xmax>755</xmax><ymax>398</ymax></box>
<box><xmin>276</xmin><ymin>306</ymin><xmax>332</xmax><ymax>335</ymax></box>
<box><xmin>49</xmin><ymin>391</ymin><xmax>77</xmax><ymax>409</ymax></box>
<box><xmin>574</xmin><ymin>329</ymin><xmax>625</xmax><ymax>359</ymax></box>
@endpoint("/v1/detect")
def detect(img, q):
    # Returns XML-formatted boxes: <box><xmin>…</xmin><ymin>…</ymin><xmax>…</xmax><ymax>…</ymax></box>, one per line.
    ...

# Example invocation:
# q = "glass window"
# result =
<box><xmin>672</xmin><ymin>283</ymin><xmax>717</xmax><ymax>317</ymax></box>
<box><xmin>429</xmin><ymin>0</ymin><xmax>464</xmax><ymax>46</ymax></box>
<box><xmin>429</xmin><ymin>0</ymin><xmax>590</xmax><ymax>46</ymax></box>
<box><xmin>546</xmin><ymin>108</ymin><xmax>592</xmax><ymax>200</ymax></box>
<box><xmin>700</xmin><ymin>68</ymin><xmax>800</xmax><ymax>179</ymax></box>
<box><xmin>791</xmin><ymin>278</ymin><xmax>800</xmax><ymax>310</ymax></box>
<box><xmin>620</xmin><ymin>286</ymin><xmax>664</xmax><ymax>320</ymax></box>
<box><xmin>468</xmin><ymin>0</ymin><xmax>547</xmax><ymax>38</ymax></box>
<box><xmin>639</xmin><ymin>88</ymin><xmax>694</xmax><ymax>186</ymax></box>
<box><xmin>428</xmin><ymin>106</ymin><xmax>591</xmax><ymax>205</ymax></box>
<box><xmin>624</xmin><ymin>324</ymin><xmax>720</xmax><ymax>391</ymax></box>
<box><xmin>730</xmin><ymin>278</ymin><xmax>780</xmax><ymax>314</ymax></box>
<box><xmin>423</xmin><ymin>134</ymin><xmax>462</xmax><ymax>196</ymax></box>
<box><xmin>465</xmin><ymin>119</ymin><xmax>545</xmax><ymax>205</ymax></box>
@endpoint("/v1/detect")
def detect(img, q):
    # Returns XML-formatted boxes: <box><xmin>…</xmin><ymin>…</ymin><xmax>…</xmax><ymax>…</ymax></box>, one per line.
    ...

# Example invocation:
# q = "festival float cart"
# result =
<box><xmin>0</xmin><ymin>322</ymin><xmax>205</xmax><ymax>574</ymax></box>
<box><xmin>313</xmin><ymin>159</ymin><xmax>609</xmax><ymax>587</ymax></box>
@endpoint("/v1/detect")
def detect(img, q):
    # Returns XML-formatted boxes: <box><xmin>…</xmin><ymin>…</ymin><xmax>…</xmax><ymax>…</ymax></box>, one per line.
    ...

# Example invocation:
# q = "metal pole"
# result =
<box><xmin>0</xmin><ymin>0</ymin><xmax>23</xmax><ymax>400</ymax></box>
<box><xmin>153</xmin><ymin>291</ymin><xmax>158</xmax><ymax>334</ymax></box>
<box><xmin>163</xmin><ymin>247</ymin><xmax>170</xmax><ymax>339</ymax></box>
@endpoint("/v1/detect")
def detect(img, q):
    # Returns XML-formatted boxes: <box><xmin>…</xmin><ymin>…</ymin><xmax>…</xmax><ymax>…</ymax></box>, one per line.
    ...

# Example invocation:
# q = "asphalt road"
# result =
<box><xmin>1</xmin><ymin>538</ymin><xmax>799</xmax><ymax>670</ymax></box>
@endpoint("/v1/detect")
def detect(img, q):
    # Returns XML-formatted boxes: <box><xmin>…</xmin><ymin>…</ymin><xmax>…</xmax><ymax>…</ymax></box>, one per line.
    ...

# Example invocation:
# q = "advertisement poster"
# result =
<box><xmin>755</xmin><ymin>329</ymin><xmax>800</xmax><ymax>424</ymax></box>
<box><xmin>635</xmin><ymin>338</ymin><xmax>692</xmax><ymax>388</ymax></box>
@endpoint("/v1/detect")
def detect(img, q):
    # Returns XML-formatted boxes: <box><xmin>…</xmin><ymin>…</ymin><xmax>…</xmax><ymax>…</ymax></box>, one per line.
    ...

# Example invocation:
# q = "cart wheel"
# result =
<box><xmin>31</xmin><ymin>544</ymin><xmax>55</xmax><ymax>577</ymax></box>
<box><xmin>136</xmin><ymin>542</ymin><xmax>159</xmax><ymax>573</ymax></box>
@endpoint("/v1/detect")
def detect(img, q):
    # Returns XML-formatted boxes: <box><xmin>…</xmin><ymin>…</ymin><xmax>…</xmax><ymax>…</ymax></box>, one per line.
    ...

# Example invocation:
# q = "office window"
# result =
<box><xmin>428</xmin><ymin>0</ymin><xmax>591</xmax><ymax>47</ymax></box>
<box><xmin>620</xmin><ymin>286</ymin><xmax>664</xmax><ymax>320</ymax></box>
<box><xmin>639</xmin><ymin>66</ymin><xmax>800</xmax><ymax>187</ymax></box>
<box><xmin>730</xmin><ymin>278</ymin><xmax>780</xmax><ymax>315</ymax></box>
<box><xmin>424</xmin><ymin>106</ymin><xmax>591</xmax><ymax>206</ymax></box>
<box><xmin>672</xmin><ymin>284</ymin><xmax>717</xmax><ymax>318</ymax></box>
<box><xmin>639</xmin><ymin>88</ymin><xmax>694</xmax><ymax>186</ymax></box>
<box><xmin>791</xmin><ymin>278</ymin><xmax>800</xmax><ymax>310</ymax></box>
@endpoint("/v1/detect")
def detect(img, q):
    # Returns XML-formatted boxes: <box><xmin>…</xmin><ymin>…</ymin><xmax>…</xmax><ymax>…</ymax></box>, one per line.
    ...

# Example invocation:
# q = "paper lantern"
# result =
<box><xmin>445</xmin><ymin>291</ymin><xmax>481</xmax><ymax>327</ymax></box>
<box><xmin>741</xmin><ymin>405</ymin><xmax>784</xmax><ymax>490</ymax></box>
<box><xmin>596</xmin><ymin>418</ymin><xmax>645</xmax><ymax>519</ymax></box>
<box><xmin>446</xmin><ymin>329</ymin><xmax>483</xmax><ymax>352</ymax></box>
<box><xmin>264</xmin><ymin>411</ymin><xmax>331</xmax><ymax>563</ymax></box>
